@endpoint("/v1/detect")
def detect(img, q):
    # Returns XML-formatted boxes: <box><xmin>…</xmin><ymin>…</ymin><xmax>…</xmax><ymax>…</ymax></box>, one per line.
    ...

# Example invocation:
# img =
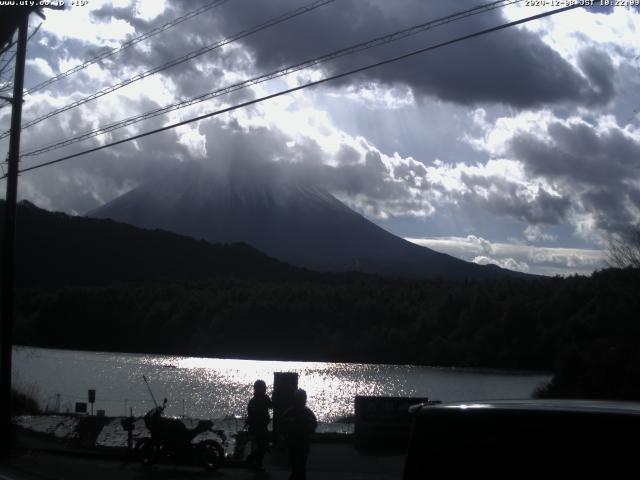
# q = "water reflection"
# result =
<box><xmin>13</xmin><ymin>347</ymin><xmax>550</xmax><ymax>421</ymax></box>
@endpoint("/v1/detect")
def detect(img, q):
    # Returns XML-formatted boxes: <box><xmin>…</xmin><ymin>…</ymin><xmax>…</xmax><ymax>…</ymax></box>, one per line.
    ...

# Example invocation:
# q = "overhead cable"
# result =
<box><xmin>0</xmin><ymin>23</ymin><xmax>42</xmax><ymax>104</ymax></box>
<box><xmin>1</xmin><ymin>0</ymin><xmax>235</xmax><ymax>96</ymax></box>
<box><xmin>4</xmin><ymin>3</ymin><xmax>583</xmax><ymax>180</ymax></box>
<box><xmin>22</xmin><ymin>0</ymin><xmax>520</xmax><ymax>158</ymax></box>
<box><xmin>0</xmin><ymin>0</ymin><xmax>337</xmax><ymax>139</ymax></box>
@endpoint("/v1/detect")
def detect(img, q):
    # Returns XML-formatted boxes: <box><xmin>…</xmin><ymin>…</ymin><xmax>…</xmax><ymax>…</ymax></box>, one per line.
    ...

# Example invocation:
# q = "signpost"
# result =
<box><xmin>88</xmin><ymin>389</ymin><xmax>96</xmax><ymax>415</ymax></box>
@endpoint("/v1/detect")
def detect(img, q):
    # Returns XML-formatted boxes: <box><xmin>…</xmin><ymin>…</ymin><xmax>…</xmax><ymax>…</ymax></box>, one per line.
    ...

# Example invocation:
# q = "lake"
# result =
<box><xmin>13</xmin><ymin>346</ymin><xmax>550</xmax><ymax>421</ymax></box>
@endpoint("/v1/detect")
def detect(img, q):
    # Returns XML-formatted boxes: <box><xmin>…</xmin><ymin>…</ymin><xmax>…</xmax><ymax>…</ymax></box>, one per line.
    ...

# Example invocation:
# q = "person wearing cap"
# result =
<box><xmin>245</xmin><ymin>379</ymin><xmax>272</xmax><ymax>471</ymax></box>
<box><xmin>279</xmin><ymin>388</ymin><xmax>317</xmax><ymax>480</ymax></box>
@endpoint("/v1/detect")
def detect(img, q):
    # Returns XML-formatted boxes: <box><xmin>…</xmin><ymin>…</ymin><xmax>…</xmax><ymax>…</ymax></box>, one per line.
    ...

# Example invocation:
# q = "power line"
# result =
<box><xmin>0</xmin><ymin>38</ymin><xmax>16</xmax><ymax>57</ymax></box>
<box><xmin>0</xmin><ymin>23</ymin><xmax>42</xmax><ymax>101</ymax></box>
<box><xmin>0</xmin><ymin>50</ymin><xmax>18</xmax><ymax>79</ymax></box>
<box><xmin>0</xmin><ymin>0</ymin><xmax>235</xmax><ymax>97</ymax></box>
<box><xmin>0</xmin><ymin>0</ymin><xmax>337</xmax><ymax>139</ymax></box>
<box><xmin>21</xmin><ymin>0</ymin><xmax>521</xmax><ymax>158</ymax></box>
<box><xmin>4</xmin><ymin>3</ymin><xmax>583</xmax><ymax>180</ymax></box>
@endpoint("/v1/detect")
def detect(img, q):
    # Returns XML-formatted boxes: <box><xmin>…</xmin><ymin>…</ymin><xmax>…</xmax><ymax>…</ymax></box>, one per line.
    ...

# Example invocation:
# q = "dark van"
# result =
<box><xmin>404</xmin><ymin>399</ymin><xmax>640</xmax><ymax>478</ymax></box>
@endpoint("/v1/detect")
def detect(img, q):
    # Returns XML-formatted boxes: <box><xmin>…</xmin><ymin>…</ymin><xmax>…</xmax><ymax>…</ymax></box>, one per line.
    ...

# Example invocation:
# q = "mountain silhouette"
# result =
<box><xmin>1</xmin><ymin>199</ymin><xmax>307</xmax><ymax>288</ymax></box>
<box><xmin>89</xmin><ymin>161</ymin><xmax>524</xmax><ymax>280</ymax></box>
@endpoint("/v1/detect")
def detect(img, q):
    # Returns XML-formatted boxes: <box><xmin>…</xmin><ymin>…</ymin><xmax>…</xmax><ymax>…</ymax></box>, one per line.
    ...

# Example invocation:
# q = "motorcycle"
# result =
<box><xmin>135</xmin><ymin>398</ymin><xmax>227</xmax><ymax>470</ymax></box>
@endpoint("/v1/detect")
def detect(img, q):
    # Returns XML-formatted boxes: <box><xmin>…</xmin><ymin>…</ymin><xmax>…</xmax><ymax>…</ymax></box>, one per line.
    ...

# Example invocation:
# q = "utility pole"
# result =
<box><xmin>0</xmin><ymin>12</ymin><xmax>29</xmax><ymax>454</ymax></box>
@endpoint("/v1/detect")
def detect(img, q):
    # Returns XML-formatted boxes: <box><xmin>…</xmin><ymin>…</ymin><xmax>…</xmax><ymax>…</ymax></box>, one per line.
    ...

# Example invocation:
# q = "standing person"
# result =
<box><xmin>280</xmin><ymin>389</ymin><xmax>317</xmax><ymax>480</ymax></box>
<box><xmin>245</xmin><ymin>379</ymin><xmax>272</xmax><ymax>471</ymax></box>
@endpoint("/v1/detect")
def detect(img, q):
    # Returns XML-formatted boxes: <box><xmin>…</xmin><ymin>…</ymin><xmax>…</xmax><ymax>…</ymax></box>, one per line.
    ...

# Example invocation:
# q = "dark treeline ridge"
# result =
<box><xmin>1</xmin><ymin>200</ymin><xmax>310</xmax><ymax>288</ymax></box>
<box><xmin>13</xmin><ymin>267</ymin><xmax>640</xmax><ymax>400</ymax></box>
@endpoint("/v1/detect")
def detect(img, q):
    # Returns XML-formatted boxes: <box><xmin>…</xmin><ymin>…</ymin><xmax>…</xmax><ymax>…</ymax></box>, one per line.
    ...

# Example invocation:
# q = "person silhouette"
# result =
<box><xmin>279</xmin><ymin>389</ymin><xmax>317</xmax><ymax>480</ymax></box>
<box><xmin>245</xmin><ymin>379</ymin><xmax>272</xmax><ymax>471</ymax></box>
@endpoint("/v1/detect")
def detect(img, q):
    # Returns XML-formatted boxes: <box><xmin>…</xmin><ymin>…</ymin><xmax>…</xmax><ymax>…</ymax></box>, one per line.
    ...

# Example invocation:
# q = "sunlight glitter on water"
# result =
<box><xmin>13</xmin><ymin>347</ymin><xmax>550</xmax><ymax>421</ymax></box>
<box><xmin>173</xmin><ymin>357</ymin><xmax>377</xmax><ymax>420</ymax></box>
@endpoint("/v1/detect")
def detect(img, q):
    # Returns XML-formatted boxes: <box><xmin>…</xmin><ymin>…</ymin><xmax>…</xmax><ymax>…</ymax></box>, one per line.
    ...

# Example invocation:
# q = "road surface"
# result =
<box><xmin>0</xmin><ymin>443</ymin><xmax>404</xmax><ymax>480</ymax></box>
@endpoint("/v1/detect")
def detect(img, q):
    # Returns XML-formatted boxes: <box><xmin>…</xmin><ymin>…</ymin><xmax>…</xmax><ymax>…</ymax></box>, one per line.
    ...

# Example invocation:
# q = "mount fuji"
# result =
<box><xmin>89</xmin><ymin>162</ymin><xmax>523</xmax><ymax>280</ymax></box>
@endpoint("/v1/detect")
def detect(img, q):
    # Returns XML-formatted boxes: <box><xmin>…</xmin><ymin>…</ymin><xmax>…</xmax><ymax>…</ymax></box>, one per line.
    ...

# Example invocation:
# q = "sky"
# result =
<box><xmin>1</xmin><ymin>0</ymin><xmax>639</xmax><ymax>276</ymax></box>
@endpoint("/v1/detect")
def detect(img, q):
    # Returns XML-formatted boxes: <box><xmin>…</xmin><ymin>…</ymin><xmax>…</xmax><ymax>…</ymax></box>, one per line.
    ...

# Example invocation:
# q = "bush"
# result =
<box><xmin>11</xmin><ymin>388</ymin><xmax>41</xmax><ymax>415</ymax></box>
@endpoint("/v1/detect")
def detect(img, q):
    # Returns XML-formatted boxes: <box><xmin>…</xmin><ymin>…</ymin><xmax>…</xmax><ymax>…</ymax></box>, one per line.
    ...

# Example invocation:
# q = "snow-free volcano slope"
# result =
<box><xmin>90</xmin><ymin>162</ymin><xmax>525</xmax><ymax>280</ymax></box>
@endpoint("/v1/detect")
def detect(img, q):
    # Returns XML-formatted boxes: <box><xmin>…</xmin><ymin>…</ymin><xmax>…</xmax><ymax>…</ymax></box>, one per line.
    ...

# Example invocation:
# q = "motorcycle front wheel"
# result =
<box><xmin>135</xmin><ymin>437</ymin><xmax>157</xmax><ymax>465</ymax></box>
<box><xmin>197</xmin><ymin>440</ymin><xmax>224</xmax><ymax>470</ymax></box>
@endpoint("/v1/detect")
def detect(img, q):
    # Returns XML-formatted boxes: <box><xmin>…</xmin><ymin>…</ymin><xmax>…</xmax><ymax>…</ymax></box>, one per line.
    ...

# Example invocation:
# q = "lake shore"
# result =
<box><xmin>13</xmin><ymin>346</ymin><xmax>551</xmax><ymax>421</ymax></box>
<box><xmin>13</xmin><ymin>413</ymin><xmax>354</xmax><ymax>458</ymax></box>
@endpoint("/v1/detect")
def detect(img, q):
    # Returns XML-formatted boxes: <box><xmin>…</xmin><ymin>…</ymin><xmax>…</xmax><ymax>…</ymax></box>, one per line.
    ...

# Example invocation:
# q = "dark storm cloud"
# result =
<box><xmin>510</xmin><ymin>121</ymin><xmax>640</xmax><ymax>187</ymax></box>
<box><xmin>26</xmin><ymin>0</ymin><xmax>255</xmax><ymax>103</ymax></box>
<box><xmin>17</xmin><ymin>84</ymin><xmax>172</xmax><ymax>162</ymax></box>
<box><xmin>577</xmin><ymin>47</ymin><xmax>615</xmax><ymax>104</ymax></box>
<box><xmin>393</xmin><ymin>160</ymin><xmax>427</xmax><ymax>184</ymax></box>
<box><xmin>326</xmin><ymin>151</ymin><xmax>400</xmax><ymax>199</ymax></box>
<box><xmin>629</xmin><ymin>188</ymin><xmax>640</xmax><ymax>210</ymax></box>
<box><xmin>77</xmin><ymin>0</ymin><xmax>618</xmax><ymax>109</ymax></box>
<box><xmin>460</xmin><ymin>172</ymin><xmax>571</xmax><ymax>224</ymax></box>
<box><xmin>346</xmin><ymin>23</ymin><xmax>611</xmax><ymax>108</ymax></box>
<box><xmin>491</xmin><ymin>187</ymin><xmax>571</xmax><ymax>225</ymax></box>
<box><xmin>90</xmin><ymin>2</ymin><xmax>135</xmax><ymax>22</ymax></box>
<box><xmin>13</xmin><ymin>0</ymin><xmax>634</xmax><ymax>235</ymax></box>
<box><xmin>334</xmin><ymin>144</ymin><xmax>359</xmax><ymax>165</ymax></box>
<box><xmin>174</xmin><ymin>0</ymin><xmax>614</xmax><ymax>108</ymax></box>
<box><xmin>20</xmin><ymin>124</ymin><xmax>191</xmax><ymax>214</ymax></box>
<box><xmin>580</xmin><ymin>188</ymin><xmax>635</xmax><ymax>233</ymax></box>
<box><xmin>186</xmin><ymin>118</ymin><xmax>433</xmax><ymax>218</ymax></box>
<box><xmin>508</xmin><ymin>120</ymin><xmax>640</xmax><ymax>233</ymax></box>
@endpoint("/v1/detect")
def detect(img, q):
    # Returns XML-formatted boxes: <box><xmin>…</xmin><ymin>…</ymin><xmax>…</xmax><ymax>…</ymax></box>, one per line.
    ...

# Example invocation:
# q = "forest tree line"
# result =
<box><xmin>12</xmin><ymin>267</ymin><xmax>640</xmax><ymax>400</ymax></box>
